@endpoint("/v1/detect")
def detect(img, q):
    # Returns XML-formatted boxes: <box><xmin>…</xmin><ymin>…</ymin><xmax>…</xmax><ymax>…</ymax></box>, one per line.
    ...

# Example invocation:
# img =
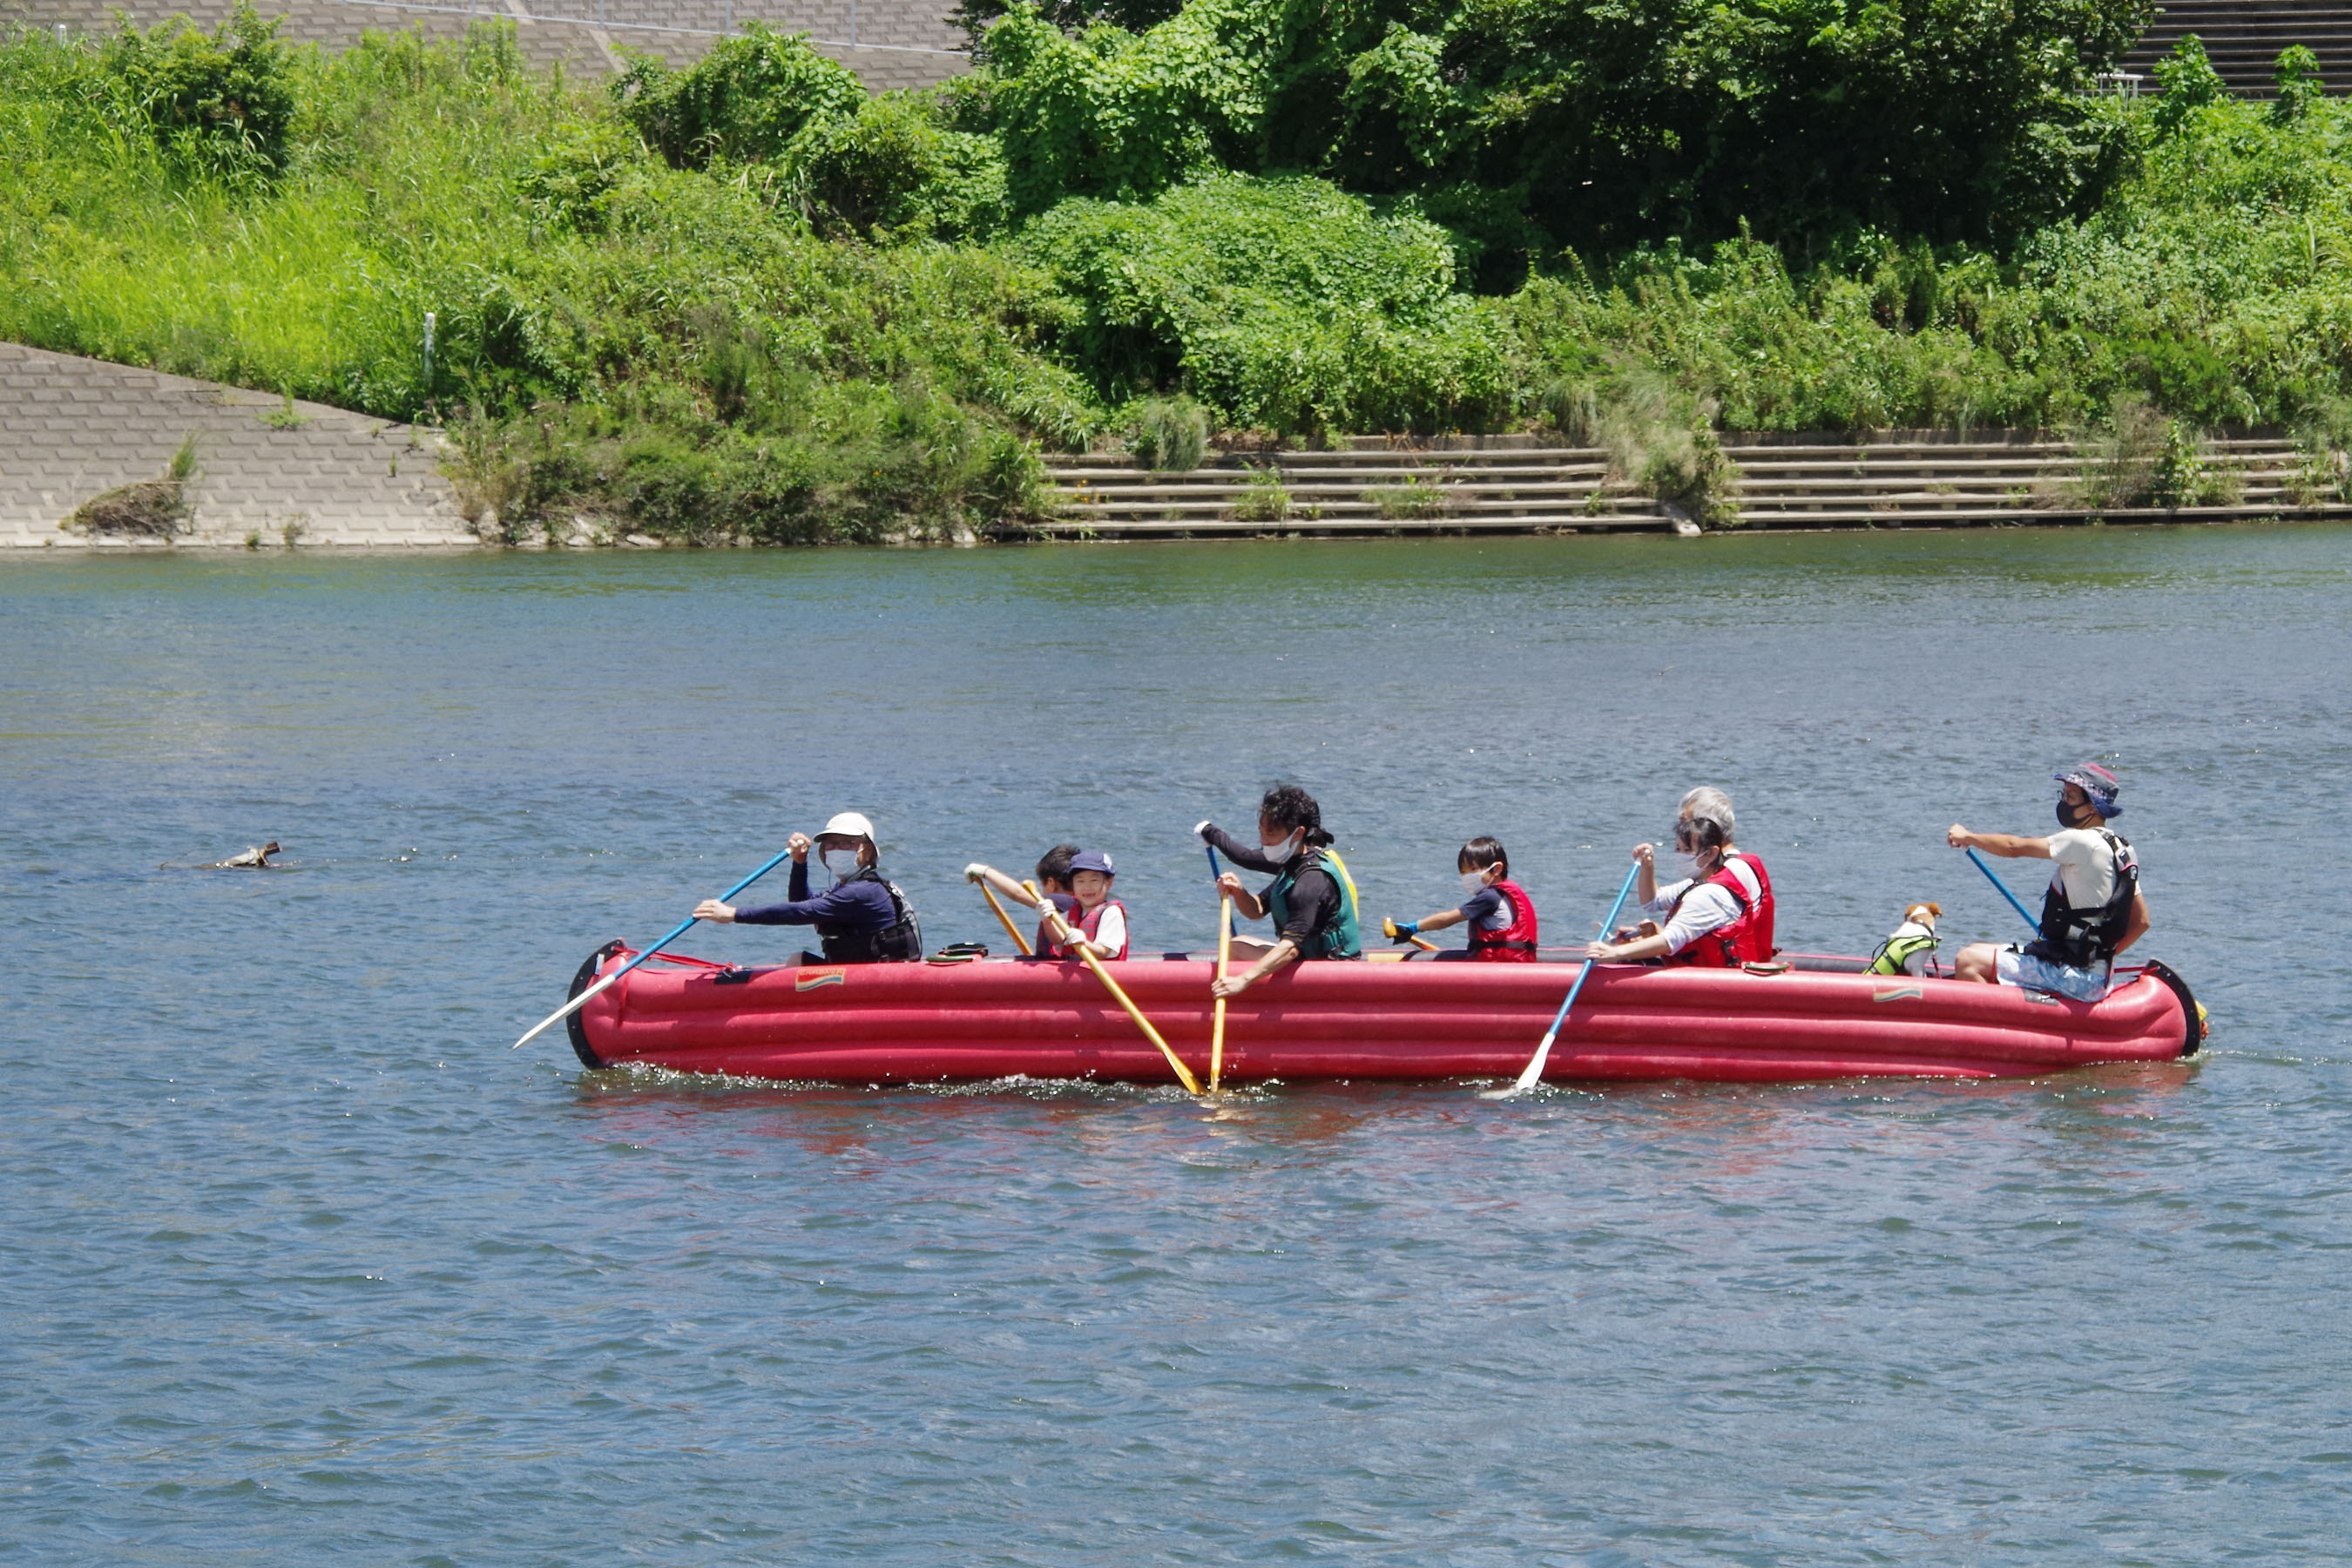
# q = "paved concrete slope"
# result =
<box><xmin>3</xmin><ymin>0</ymin><xmax>967</xmax><ymax>90</ymax></box>
<box><xmin>0</xmin><ymin>343</ymin><xmax>476</xmax><ymax>549</ymax></box>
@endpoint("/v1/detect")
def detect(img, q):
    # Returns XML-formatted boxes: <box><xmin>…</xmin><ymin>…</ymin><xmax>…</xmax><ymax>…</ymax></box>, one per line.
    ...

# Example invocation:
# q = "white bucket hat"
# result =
<box><xmin>820</xmin><ymin>811</ymin><xmax>876</xmax><ymax>841</ymax></box>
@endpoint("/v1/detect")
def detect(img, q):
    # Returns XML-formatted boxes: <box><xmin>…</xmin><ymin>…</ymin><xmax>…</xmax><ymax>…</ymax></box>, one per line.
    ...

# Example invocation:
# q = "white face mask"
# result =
<box><xmin>1460</xmin><ymin>869</ymin><xmax>1492</xmax><ymax>897</ymax></box>
<box><xmin>821</xmin><ymin>848</ymin><xmax>862</xmax><ymax>881</ymax></box>
<box><xmin>1260</xmin><ymin>831</ymin><xmax>1301</xmax><ymax>864</ymax></box>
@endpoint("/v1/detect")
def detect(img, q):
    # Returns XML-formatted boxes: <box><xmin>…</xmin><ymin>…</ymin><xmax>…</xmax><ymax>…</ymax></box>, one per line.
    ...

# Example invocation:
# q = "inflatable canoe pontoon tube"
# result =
<box><xmin>564</xmin><ymin>943</ymin><xmax>2206</xmax><ymax>1086</ymax></box>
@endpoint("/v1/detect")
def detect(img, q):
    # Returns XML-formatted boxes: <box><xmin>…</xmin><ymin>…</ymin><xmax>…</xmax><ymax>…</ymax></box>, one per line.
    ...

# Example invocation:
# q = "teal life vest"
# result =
<box><xmin>1263</xmin><ymin>848</ymin><xmax>1362</xmax><ymax>961</ymax></box>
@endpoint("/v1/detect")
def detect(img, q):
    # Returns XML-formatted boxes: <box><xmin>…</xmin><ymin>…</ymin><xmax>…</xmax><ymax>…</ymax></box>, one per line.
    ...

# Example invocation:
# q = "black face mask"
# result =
<box><xmin>2057</xmin><ymin>798</ymin><xmax>2093</xmax><ymax>829</ymax></box>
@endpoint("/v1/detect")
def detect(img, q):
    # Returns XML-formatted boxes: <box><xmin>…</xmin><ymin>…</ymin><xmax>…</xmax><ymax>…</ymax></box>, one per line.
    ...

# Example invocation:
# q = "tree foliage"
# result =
<box><xmin>968</xmin><ymin>0</ymin><xmax>2153</xmax><ymax>270</ymax></box>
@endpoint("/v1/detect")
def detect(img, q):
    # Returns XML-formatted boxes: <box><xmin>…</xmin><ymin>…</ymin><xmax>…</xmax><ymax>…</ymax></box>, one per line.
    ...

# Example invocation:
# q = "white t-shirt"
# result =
<box><xmin>2044</xmin><ymin>828</ymin><xmax>2133</xmax><ymax>909</ymax></box>
<box><xmin>1644</xmin><ymin>855</ymin><xmax>1764</xmax><ymax>956</ymax></box>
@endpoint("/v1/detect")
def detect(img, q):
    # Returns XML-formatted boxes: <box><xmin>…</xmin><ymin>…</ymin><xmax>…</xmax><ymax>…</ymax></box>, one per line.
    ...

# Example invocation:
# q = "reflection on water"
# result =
<box><xmin>3</xmin><ymin>527</ymin><xmax>2351</xmax><ymax>1562</ymax></box>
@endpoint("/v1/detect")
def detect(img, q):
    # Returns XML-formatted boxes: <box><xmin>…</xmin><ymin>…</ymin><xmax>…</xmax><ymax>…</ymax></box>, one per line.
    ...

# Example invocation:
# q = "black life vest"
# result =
<box><xmin>2026</xmin><ymin>829</ymin><xmax>2138</xmax><ymax>969</ymax></box>
<box><xmin>819</xmin><ymin>868</ymin><xmax>923</xmax><ymax>964</ymax></box>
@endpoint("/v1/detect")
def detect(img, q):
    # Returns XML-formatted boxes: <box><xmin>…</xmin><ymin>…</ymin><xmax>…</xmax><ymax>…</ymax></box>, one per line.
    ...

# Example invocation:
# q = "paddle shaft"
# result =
<box><xmin>1501</xmin><ymin>862</ymin><xmax>1645</xmax><ymax>1094</ymax></box>
<box><xmin>977</xmin><ymin>881</ymin><xmax>1035</xmax><ymax>956</ymax></box>
<box><xmin>1211</xmin><ymin>895</ymin><xmax>1233</xmax><ymax>1092</ymax></box>
<box><xmin>1966</xmin><ymin>848</ymin><xmax>2041</xmax><ymax>931</ymax></box>
<box><xmin>511</xmin><ymin>842</ymin><xmax>799</xmax><ymax>1049</ymax></box>
<box><xmin>1206</xmin><ymin>844</ymin><xmax>1240</xmax><ymax>937</ymax></box>
<box><xmin>1026</xmin><ymin>881</ymin><xmax>1203</xmax><ymax>1095</ymax></box>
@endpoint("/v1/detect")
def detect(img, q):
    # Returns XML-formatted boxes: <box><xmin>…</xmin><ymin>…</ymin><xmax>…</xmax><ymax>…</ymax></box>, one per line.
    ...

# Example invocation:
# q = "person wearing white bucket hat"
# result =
<box><xmin>693</xmin><ymin>810</ymin><xmax>923</xmax><ymax>963</ymax></box>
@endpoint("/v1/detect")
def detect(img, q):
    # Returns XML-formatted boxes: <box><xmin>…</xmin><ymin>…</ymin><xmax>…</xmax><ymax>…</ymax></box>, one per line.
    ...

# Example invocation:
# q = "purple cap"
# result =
<box><xmin>2054</xmin><ymin>762</ymin><xmax>2123</xmax><ymax>818</ymax></box>
<box><xmin>1069</xmin><ymin>849</ymin><xmax>1115</xmax><ymax>875</ymax></box>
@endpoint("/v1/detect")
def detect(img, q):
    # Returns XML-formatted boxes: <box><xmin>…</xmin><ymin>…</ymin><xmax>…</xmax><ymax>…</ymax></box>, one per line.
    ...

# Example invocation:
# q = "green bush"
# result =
<box><xmin>787</xmin><ymin>93</ymin><xmax>1008</xmax><ymax>241</ymax></box>
<box><xmin>101</xmin><ymin>3</ymin><xmax>298</xmax><ymax>181</ymax></box>
<box><xmin>1231</xmin><ymin>463</ymin><xmax>1291</xmax><ymax>521</ymax></box>
<box><xmin>2153</xmin><ymin>36</ymin><xmax>2224</xmax><ymax>138</ymax></box>
<box><xmin>976</xmin><ymin>0</ymin><xmax>1287</xmax><ymax>214</ymax></box>
<box><xmin>2273</xmin><ymin>46</ymin><xmax>2323</xmax><ymax>125</ymax></box>
<box><xmin>1022</xmin><ymin>173</ymin><xmax>1514</xmax><ymax>432</ymax></box>
<box><xmin>612</xmin><ymin>26</ymin><xmax>864</xmax><ymax>169</ymax></box>
<box><xmin>1127</xmin><ymin>395</ymin><xmax>1208</xmax><ymax>470</ymax></box>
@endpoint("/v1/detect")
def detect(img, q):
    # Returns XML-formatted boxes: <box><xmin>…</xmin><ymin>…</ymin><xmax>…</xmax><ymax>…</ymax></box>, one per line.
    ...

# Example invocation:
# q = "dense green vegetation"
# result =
<box><xmin>3</xmin><ymin>3</ymin><xmax>2351</xmax><ymax>540</ymax></box>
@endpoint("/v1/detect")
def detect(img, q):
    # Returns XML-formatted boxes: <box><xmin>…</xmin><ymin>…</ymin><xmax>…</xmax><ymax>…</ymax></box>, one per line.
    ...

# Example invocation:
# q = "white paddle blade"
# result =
<box><xmin>1479</xmin><ymin>1030</ymin><xmax>1558</xmax><ymax>1099</ymax></box>
<box><xmin>510</xmin><ymin>967</ymin><xmax>619</xmax><ymax>1050</ymax></box>
<box><xmin>1512</xmin><ymin>1031</ymin><xmax>1560</xmax><ymax>1091</ymax></box>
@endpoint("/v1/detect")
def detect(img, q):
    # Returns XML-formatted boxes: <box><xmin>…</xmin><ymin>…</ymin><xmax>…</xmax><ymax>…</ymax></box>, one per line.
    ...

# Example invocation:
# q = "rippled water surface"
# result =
<box><xmin>7</xmin><ymin>528</ymin><xmax>2352</xmax><ymax>1565</ymax></box>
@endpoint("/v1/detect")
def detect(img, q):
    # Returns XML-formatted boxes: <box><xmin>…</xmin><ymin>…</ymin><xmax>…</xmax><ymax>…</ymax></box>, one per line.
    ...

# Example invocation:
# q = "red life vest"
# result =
<box><xmin>1050</xmin><ymin>898</ymin><xmax>1129</xmax><ymax>961</ymax></box>
<box><xmin>1662</xmin><ymin>853</ymin><xmax>1775</xmax><ymax>968</ymax></box>
<box><xmin>1465</xmin><ymin>879</ymin><xmax>1540</xmax><ymax>963</ymax></box>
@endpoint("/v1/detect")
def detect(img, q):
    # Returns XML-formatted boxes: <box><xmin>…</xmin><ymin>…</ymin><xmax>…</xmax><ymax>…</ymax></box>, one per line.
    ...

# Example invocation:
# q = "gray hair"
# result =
<box><xmin>1680</xmin><ymin>786</ymin><xmax>1736</xmax><ymax>844</ymax></box>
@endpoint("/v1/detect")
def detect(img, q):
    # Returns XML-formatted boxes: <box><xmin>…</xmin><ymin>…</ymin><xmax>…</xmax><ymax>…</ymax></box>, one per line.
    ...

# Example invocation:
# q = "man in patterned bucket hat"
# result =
<box><xmin>1945</xmin><ymin>762</ymin><xmax>2150</xmax><ymax>1002</ymax></box>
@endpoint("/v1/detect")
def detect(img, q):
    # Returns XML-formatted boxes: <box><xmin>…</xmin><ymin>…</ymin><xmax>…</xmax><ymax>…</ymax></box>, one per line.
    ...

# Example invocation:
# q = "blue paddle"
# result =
<box><xmin>1965</xmin><ymin>847</ymin><xmax>2039</xmax><ymax>932</ymax></box>
<box><xmin>1486</xmin><ymin>860</ymin><xmax>1645</xmax><ymax>1098</ymax></box>
<box><xmin>511</xmin><ymin>842</ymin><xmax>800</xmax><ymax>1050</ymax></box>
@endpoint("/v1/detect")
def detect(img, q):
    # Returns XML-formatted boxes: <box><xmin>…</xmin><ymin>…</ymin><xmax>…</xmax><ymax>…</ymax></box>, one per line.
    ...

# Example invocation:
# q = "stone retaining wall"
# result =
<box><xmin>0</xmin><ymin>344</ymin><xmax>476</xmax><ymax>549</ymax></box>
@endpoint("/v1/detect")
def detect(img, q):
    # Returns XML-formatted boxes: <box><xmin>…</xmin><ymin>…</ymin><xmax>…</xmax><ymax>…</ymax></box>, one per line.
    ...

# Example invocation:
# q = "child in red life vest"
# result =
<box><xmin>1382</xmin><ymin>837</ymin><xmax>1540</xmax><ymax>962</ymax></box>
<box><xmin>1053</xmin><ymin>850</ymin><xmax>1129</xmax><ymax>960</ymax></box>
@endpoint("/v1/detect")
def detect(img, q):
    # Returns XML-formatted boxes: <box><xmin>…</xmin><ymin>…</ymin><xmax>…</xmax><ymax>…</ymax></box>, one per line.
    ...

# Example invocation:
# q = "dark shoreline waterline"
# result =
<box><xmin>13</xmin><ymin>510</ymin><xmax>2352</xmax><ymax>551</ymax></box>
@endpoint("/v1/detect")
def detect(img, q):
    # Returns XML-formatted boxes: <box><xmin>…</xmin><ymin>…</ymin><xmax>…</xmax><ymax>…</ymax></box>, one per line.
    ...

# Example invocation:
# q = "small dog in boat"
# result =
<box><xmin>211</xmin><ymin>841</ymin><xmax>280</xmax><ymax>868</ymax></box>
<box><xmin>1868</xmin><ymin>902</ymin><xmax>1941</xmax><ymax>976</ymax></box>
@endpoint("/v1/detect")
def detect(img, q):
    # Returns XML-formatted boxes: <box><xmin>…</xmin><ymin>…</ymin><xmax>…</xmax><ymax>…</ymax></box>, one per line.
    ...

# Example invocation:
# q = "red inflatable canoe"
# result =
<box><xmin>563</xmin><ymin>943</ymin><xmax>2206</xmax><ymax>1086</ymax></box>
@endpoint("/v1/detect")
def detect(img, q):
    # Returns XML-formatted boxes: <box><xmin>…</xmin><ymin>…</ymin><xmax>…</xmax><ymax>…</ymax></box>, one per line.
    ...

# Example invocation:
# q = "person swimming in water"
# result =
<box><xmin>210</xmin><ymin>841</ymin><xmax>280</xmax><ymax>868</ymax></box>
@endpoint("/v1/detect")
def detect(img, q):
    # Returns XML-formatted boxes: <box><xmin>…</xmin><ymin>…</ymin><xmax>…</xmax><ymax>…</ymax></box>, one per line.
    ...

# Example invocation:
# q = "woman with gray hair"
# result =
<box><xmin>1585</xmin><ymin>787</ymin><xmax>1777</xmax><ymax>967</ymax></box>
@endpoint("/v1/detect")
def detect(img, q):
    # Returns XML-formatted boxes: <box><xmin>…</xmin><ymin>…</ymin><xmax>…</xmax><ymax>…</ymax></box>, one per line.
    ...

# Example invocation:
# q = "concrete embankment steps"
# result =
<box><xmin>1047</xmin><ymin>443</ymin><xmax>1647</xmax><ymax>537</ymax></box>
<box><xmin>1034</xmin><ymin>436</ymin><xmax>2350</xmax><ymax>539</ymax></box>
<box><xmin>2120</xmin><ymin>0</ymin><xmax>2352</xmax><ymax>94</ymax></box>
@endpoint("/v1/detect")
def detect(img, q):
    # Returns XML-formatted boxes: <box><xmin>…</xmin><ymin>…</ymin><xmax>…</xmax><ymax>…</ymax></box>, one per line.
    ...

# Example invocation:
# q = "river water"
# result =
<box><xmin>4</xmin><ymin>527</ymin><xmax>2350</xmax><ymax>1564</ymax></box>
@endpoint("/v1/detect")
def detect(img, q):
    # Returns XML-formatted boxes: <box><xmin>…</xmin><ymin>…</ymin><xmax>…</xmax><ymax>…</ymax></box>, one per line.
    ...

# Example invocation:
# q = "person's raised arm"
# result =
<box><xmin>964</xmin><ymin>862</ymin><xmax>1048</xmax><ymax>909</ymax></box>
<box><xmin>1948</xmin><ymin>825</ymin><xmax>2052</xmax><ymax>859</ymax></box>
<box><xmin>1632</xmin><ymin>841</ymin><xmax>1659</xmax><ymax>906</ymax></box>
<box><xmin>700</xmin><ymin>831</ymin><xmax>815</xmax><ymax>919</ymax></box>
<box><xmin>1200</xmin><ymin>821</ymin><xmax>1281</xmax><ymax>874</ymax></box>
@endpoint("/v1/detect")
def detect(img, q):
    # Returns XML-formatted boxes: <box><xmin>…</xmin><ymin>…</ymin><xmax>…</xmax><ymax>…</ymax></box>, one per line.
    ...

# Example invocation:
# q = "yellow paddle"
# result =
<box><xmin>1024</xmin><ymin>880</ymin><xmax>1202</xmax><ymax>1095</ymax></box>
<box><xmin>976</xmin><ymin>882</ymin><xmax>1034</xmax><ymax>956</ymax></box>
<box><xmin>1211</xmin><ymin>892</ymin><xmax>1233</xmax><ymax>1092</ymax></box>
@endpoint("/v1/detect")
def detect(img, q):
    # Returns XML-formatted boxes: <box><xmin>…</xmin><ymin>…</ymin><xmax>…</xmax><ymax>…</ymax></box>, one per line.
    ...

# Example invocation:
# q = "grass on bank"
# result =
<box><xmin>4</xmin><ymin>12</ymin><xmax>2352</xmax><ymax>540</ymax></box>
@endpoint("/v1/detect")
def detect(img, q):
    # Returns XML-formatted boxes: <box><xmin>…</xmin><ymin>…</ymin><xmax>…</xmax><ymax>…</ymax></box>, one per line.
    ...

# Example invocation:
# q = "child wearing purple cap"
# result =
<box><xmin>963</xmin><ymin>846</ymin><xmax>1126</xmax><ymax>959</ymax></box>
<box><xmin>1058</xmin><ymin>851</ymin><xmax>1128</xmax><ymax>961</ymax></box>
<box><xmin>1946</xmin><ymin>762</ymin><xmax>2150</xmax><ymax>1001</ymax></box>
